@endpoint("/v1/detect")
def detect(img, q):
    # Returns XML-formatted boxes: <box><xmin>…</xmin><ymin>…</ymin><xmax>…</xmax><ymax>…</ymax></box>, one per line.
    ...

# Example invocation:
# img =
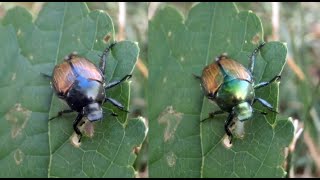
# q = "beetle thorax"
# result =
<box><xmin>214</xmin><ymin>78</ymin><xmax>254</xmax><ymax>112</ymax></box>
<box><xmin>65</xmin><ymin>76</ymin><xmax>105</xmax><ymax>112</ymax></box>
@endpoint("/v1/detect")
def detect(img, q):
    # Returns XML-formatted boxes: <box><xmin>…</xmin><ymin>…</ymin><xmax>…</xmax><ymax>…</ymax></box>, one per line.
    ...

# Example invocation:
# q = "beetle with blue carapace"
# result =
<box><xmin>43</xmin><ymin>42</ymin><xmax>131</xmax><ymax>143</ymax></box>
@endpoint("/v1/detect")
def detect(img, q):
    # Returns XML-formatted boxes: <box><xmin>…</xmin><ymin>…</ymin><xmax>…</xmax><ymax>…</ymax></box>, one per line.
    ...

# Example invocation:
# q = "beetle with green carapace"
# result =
<box><xmin>195</xmin><ymin>42</ymin><xmax>281</xmax><ymax>144</ymax></box>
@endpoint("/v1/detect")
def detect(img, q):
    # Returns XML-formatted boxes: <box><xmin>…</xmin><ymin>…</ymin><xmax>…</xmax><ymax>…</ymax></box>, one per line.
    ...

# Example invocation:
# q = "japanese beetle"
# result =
<box><xmin>44</xmin><ymin>42</ymin><xmax>131</xmax><ymax>142</ymax></box>
<box><xmin>195</xmin><ymin>42</ymin><xmax>280</xmax><ymax>144</ymax></box>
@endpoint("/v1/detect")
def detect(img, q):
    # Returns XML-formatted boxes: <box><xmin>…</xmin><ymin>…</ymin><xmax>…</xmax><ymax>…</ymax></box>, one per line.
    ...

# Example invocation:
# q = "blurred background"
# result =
<box><xmin>0</xmin><ymin>2</ymin><xmax>319</xmax><ymax>178</ymax></box>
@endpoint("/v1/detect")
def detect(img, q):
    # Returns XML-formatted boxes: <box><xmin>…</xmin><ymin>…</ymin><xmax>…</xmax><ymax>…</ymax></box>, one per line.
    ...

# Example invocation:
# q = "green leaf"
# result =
<box><xmin>0</xmin><ymin>2</ymin><xmax>146</xmax><ymax>177</ymax></box>
<box><xmin>148</xmin><ymin>2</ymin><xmax>294</xmax><ymax>178</ymax></box>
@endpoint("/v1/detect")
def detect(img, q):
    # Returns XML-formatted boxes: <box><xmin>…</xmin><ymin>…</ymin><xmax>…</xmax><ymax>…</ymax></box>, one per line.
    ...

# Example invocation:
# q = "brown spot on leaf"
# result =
<box><xmin>11</xmin><ymin>73</ymin><xmax>16</xmax><ymax>81</ymax></box>
<box><xmin>5</xmin><ymin>103</ymin><xmax>31</xmax><ymax>139</ymax></box>
<box><xmin>103</xmin><ymin>33</ymin><xmax>112</xmax><ymax>44</ymax></box>
<box><xmin>251</xmin><ymin>33</ymin><xmax>261</xmax><ymax>44</ymax></box>
<box><xmin>17</xmin><ymin>29</ymin><xmax>21</xmax><ymax>36</ymax></box>
<box><xmin>14</xmin><ymin>149</ymin><xmax>24</xmax><ymax>165</ymax></box>
<box><xmin>166</xmin><ymin>151</ymin><xmax>177</xmax><ymax>167</ymax></box>
<box><xmin>133</xmin><ymin>146</ymin><xmax>141</xmax><ymax>155</ymax></box>
<box><xmin>157</xmin><ymin>106</ymin><xmax>183</xmax><ymax>142</ymax></box>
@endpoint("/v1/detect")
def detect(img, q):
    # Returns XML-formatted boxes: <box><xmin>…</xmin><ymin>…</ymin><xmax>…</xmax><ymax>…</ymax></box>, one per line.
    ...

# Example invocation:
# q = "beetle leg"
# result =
<box><xmin>103</xmin><ymin>111</ymin><xmax>118</xmax><ymax>117</ymax></box>
<box><xmin>200</xmin><ymin>110</ymin><xmax>225</xmax><ymax>122</ymax></box>
<box><xmin>40</xmin><ymin>72</ymin><xmax>52</xmax><ymax>79</ymax></box>
<box><xmin>110</xmin><ymin>112</ymin><xmax>118</xmax><ymax>116</ymax></box>
<box><xmin>252</xmin><ymin>108</ymin><xmax>268</xmax><ymax>115</ymax></box>
<box><xmin>99</xmin><ymin>42</ymin><xmax>117</xmax><ymax>74</ymax></box>
<box><xmin>249</xmin><ymin>42</ymin><xmax>266</xmax><ymax>74</ymax></box>
<box><xmin>105</xmin><ymin>97</ymin><xmax>130</xmax><ymax>113</ymax></box>
<box><xmin>225</xmin><ymin>113</ymin><xmax>234</xmax><ymax>144</ymax></box>
<box><xmin>49</xmin><ymin>109</ymin><xmax>74</xmax><ymax>121</ymax></box>
<box><xmin>73</xmin><ymin>113</ymin><xmax>84</xmax><ymax>143</ymax></box>
<box><xmin>192</xmin><ymin>73</ymin><xmax>201</xmax><ymax>81</ymax></box>
<box><xmin>254</xmin><ymin>75</ymin><xmax>281</xmax><ymax>89</ymax></box>
<box><xmin>105</xmin><ymin>74</ymin><xmax>132</xmax><ymax>89</ymax></box>
<box><xmin>253</xmin><ymin>98</ymin><xmax>278</xmax><ymax>113</ymax></box>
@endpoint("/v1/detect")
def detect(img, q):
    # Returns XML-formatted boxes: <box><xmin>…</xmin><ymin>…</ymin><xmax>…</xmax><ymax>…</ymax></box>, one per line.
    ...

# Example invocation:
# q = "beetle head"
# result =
<box><xmin>83</xmin><ymin>103</ymin><xmax>103</xmax><ymax>122</ymax></box>
<box><xmin>234</xmin><ymin>102</ymin><xmax>253</xmax><ymax>121</ymax></box>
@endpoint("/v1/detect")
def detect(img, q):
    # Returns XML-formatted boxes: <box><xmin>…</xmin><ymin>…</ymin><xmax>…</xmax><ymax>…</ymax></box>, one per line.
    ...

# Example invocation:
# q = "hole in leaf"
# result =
<box><xmin>223</xmin><ymin>136</ymin><xmax>233</xmax><ymax>148</ymax></box>
<box><xmin>71</xmin><ymin>133</ymin><xmax>81</xmax><ymax>148</ymax></box>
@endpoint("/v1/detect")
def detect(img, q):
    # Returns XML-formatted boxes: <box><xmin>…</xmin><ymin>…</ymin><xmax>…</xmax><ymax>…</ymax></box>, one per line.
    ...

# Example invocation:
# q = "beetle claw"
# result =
<box><xmin>78</xmin><ymin>135</ymin><xmax>82</xmax><ymax>143</ymax></box>
<box><xmin>111</xmin><ymin>112</ymin><xmax>118</xmax><ymax>116</ymax></box>
<box><xmin>228</xmin><ymin>134</ymin><xmax>233</xmax><ymax>144</ymax></box>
